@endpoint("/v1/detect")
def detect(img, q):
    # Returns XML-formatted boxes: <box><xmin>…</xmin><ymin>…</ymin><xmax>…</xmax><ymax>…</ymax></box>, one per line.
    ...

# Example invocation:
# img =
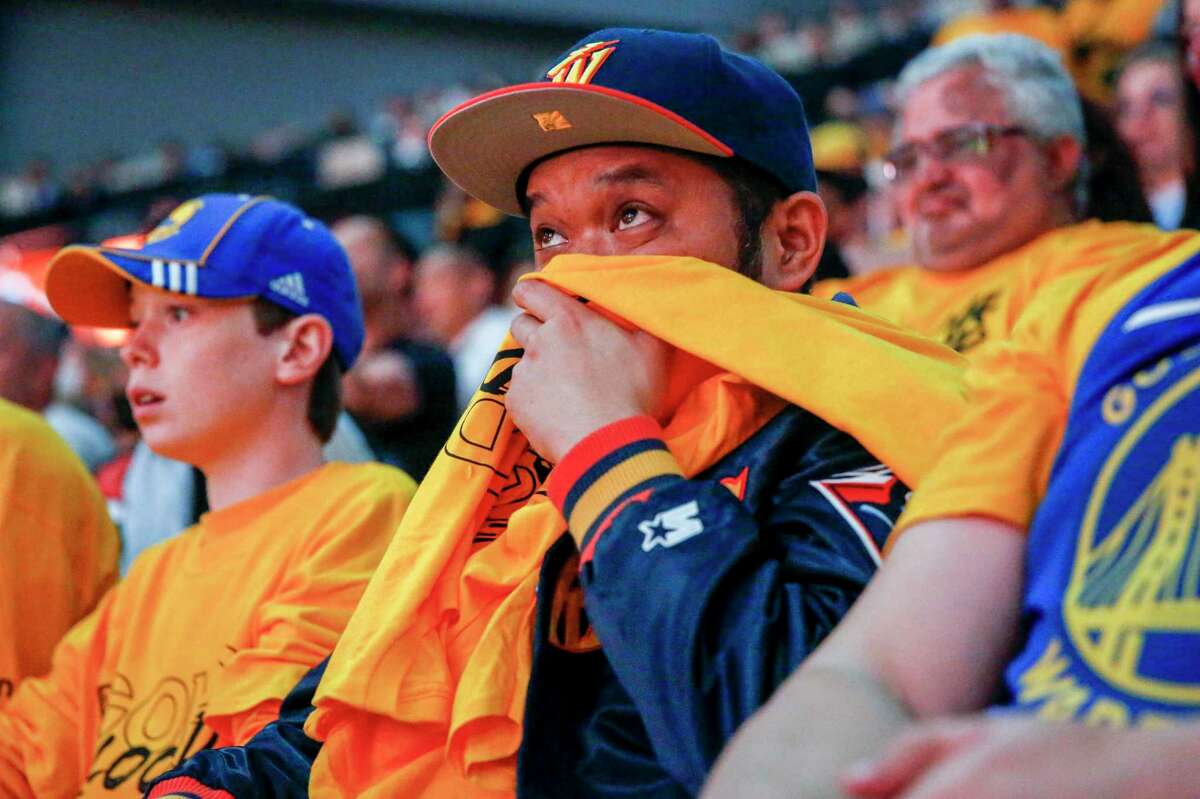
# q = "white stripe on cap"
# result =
<box><xmin>167</xmin><ymin>261</ymin><xmax>182</xmax><ymax>292</ymax></box>
<box><xmin>184</xmin><ymin>264</ymin><xmax>198</xmax><ymax>295</ymax></box>
<box><xmin>151</xmin><ymin>259</ymin><xmax>165</xmax><ymax>288</ymax></box>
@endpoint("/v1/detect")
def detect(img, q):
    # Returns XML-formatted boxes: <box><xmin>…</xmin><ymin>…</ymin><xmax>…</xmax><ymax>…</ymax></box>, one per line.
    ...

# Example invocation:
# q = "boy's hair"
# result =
<box><xmin>251</xmin><ymin>299</ymin><xmax>342</xmax><ymax>443</ymax></box>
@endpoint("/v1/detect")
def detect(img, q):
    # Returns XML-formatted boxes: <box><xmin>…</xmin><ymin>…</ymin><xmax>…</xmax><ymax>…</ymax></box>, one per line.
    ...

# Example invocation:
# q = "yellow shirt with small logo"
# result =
<box><xmin>0</xmin><ymin>399</ymin><xmax>118</xmax><ymax>703</ymax></box>
<box><xmin>0</xmin><ymin>461</ymin><xmax>414</xmax><ymax>799</ymax></box>
<box><xmin>814</xmin><ymin>221</ymin><xmax>1194</xmax><ymax>356</ymax></box>
<box><xmin>895</xmin><ymin>227</ymin><xmax>1200</xmax><ymax>537</ymax></box>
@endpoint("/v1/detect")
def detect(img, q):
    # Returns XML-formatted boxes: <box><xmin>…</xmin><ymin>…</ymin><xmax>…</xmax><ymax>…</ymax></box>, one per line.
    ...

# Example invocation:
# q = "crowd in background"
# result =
<box><xmin>0</xmin><ymin>0</ymin><xmax>1190</xmax><ymax>555</ymax></box>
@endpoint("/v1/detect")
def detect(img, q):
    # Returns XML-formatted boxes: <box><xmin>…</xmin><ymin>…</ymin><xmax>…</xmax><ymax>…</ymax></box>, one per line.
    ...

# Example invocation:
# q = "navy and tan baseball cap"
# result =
<box><xmin>428</xmin><ymin>28</ymin><xmax>817</xmax><ymax>216</ymax></box>
<box><xmin>44</xmin><ymin>193</ymin><xmax>365</xmax><ymax>368</ymax></box>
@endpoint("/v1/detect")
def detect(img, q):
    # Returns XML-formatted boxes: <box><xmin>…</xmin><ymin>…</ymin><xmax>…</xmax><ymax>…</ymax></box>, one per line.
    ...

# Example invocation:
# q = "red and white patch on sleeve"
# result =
<box><xmin>810</xmin><ymin>465</ymin><xmax>906</xmax><ymax>565</ymax></box>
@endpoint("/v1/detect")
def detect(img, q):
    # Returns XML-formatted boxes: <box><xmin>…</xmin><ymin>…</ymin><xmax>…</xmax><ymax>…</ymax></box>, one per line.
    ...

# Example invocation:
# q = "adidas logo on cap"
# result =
<box><xmin>269</xmin><ymin>272</ymin><xmax>309</xmax><ymax>307</ymax></box>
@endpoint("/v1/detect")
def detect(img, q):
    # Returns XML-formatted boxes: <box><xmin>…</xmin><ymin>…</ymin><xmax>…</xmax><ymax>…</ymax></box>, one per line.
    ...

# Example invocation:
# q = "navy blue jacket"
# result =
<box><xmin>520</xmin><ymin>406</ymin><xmax>906</xmax><ymax>797</ymax></box>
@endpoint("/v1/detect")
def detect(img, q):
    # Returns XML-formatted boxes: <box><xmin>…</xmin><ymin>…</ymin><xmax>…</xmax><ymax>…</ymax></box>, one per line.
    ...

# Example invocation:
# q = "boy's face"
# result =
<box><xmin>121</xmin><ymin>284</ymin><xmax>281</xmax><ymax>467</ymax></box>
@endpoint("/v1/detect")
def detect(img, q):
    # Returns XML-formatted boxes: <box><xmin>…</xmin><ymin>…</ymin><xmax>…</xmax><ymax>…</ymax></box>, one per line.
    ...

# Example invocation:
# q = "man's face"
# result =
<box><xmin>1115</xmin><ymin>59</ymin><xmax>1188</xmax><ymax>180</ymax></box>
<box><xmin>413</xmin><ymin>253</ymin><xmax>490</xmax><ymax>345</ymax></box>
<box><xmin>338</xmin><ymin>231</ymin><xmax>391</xmax><ymax>309</ymax></box>
<box><xmin>526</xmin><ymin>145</ymin><xmax>773</xmax><ymax>283</ymax></box>
<box><xmin>893</xmin><ymin>67</ymin><xmax>1065</xmax><ymax>273</ymax></box>
<box><xmin>121</xmin><ymin>285</ymin><xmax>280</xmax><ymax>467</ymax></box>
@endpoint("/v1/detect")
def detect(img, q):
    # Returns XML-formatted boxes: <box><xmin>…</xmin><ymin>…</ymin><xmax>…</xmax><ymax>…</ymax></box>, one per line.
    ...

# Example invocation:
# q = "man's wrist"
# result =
<box><xmin>545</xmin><ymin>415</ymin><xmax>682</xmax><ymax>549</ymax></box>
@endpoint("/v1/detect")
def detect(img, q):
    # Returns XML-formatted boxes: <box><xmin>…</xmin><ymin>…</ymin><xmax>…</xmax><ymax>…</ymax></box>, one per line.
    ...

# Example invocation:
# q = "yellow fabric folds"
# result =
<box><xmin>307</xmin><ymin>254</ymin><xmax>967</xmax><ymax>797</ymax></box>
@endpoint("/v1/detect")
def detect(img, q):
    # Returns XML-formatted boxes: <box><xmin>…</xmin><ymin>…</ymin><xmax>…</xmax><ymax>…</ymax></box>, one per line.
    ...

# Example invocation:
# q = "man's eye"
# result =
<box><xmin>534</xmin><ymin>227</ymin><xmax>566</xmax><ymax>249</ymax></box>
<box><xmin>167</xmin><ymin>306</ymin><xmax>192</xmax><ymax>322</ymax></box>
<box><xmin>617</xmin><ymin>207</ymin><xmax>650</xmax><ymax>230</ymax></box>
<box><xmin>944</xmin><ymin>130</ymin><xmax>988</xmax><ymax>158</ymax></box>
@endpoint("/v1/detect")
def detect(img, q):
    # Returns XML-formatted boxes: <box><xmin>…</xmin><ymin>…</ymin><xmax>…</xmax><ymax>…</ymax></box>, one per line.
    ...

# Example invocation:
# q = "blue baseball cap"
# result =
<box><xmin>44</xmin><ymin>194</ymin><xmax>365</xmax><ymax>369</ymax></box>
<box><xmin>428</xmin><ymin>28</ymin><xmax>816</xmax><ymax>216</ymax></box>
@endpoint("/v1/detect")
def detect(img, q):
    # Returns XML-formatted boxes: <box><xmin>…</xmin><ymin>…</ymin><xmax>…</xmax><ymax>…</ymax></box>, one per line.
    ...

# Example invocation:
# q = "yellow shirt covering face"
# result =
<box><xmin>815</xmin><ymin>222</ymin><xmax>1200</xmax><ymax>356</ymax></box>
<box><xmin>0</xmin><ymin>460</ymin><xmax>415</xmax><ymax>799</ymax></box>
<box><xmin>0</xmin><ymin>399</ymin><xmax>119</xmax><ymax>703</ymax></box>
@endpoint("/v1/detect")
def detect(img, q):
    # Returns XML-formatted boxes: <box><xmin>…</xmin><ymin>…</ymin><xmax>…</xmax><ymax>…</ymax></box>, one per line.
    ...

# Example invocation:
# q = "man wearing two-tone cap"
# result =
<box><xmin>423</xmin><ymin>28</ymin><xmax>964</xmax><ymax>797</ymax></box>
<box><xmin>138</xmin><ymin>32</ymin><xmax>965</xmax><ymax>799</ymax></box>
<box><xmin>0</xmin><ymin>194</ymin><xmax>417</xmax><ymax>799</ymax></box>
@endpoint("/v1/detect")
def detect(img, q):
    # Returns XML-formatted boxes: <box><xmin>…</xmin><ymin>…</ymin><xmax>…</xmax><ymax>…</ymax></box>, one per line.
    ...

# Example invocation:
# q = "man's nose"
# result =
<box><xmin>908</xmin><ymin>149</ymin><xmax>954</xmax><ymax>190</ymax></box>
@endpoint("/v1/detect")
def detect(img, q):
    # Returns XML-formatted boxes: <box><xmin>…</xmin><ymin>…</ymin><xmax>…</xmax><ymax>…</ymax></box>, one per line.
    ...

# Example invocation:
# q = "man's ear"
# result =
<box><xmin>1044</xmin><ymin>135</ymin><xmax>1084</xmax><ymax>194</ymax></box>
<box><xmin>276</xmin><ymin>314</ymin><xmax>334</xmax><ymax>386</ymax></box>
<box><xmin>765</xmin><ymin>191</ymin><xmax>828</xmax><ymax>292</ymax></box>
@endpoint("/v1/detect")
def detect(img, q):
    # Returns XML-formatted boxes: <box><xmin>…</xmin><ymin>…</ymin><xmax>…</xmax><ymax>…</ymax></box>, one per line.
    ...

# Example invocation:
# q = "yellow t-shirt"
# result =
<box><xmin>0</xmin><ymin>461</ymin><xmax>414</xmax><ymax>799</ymax></box>
<box><xmin>814</xmin><ymin>222</ymin><xmax>1197</xmax><ymax>356</ymax></box>
<box><xmin>0</xmin><ymin>400</ymin><xmax>118</xmax><ymax>702</ymax></box>
<box><xmin>896</xmin><ymin>231</ymin><xmax>1200</xmax><ymax>536</ymax></box>
<box><xmin>933</xmin><ymin>7</ymin><xmax>1068</xmax><ymax>56</ymax></box>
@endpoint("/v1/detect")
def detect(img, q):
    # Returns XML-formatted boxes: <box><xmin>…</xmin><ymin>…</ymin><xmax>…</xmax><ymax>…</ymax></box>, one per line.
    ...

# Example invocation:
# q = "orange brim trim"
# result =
<box><xmin>43</xmin><ymin>245</ymin><xmax>142</xmax><ymax>329</ymax></box>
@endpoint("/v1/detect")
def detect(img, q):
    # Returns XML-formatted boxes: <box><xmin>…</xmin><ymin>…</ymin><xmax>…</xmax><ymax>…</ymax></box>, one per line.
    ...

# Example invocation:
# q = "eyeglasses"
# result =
<box><xmin>882</xmin><ymin>124</ymin><xmax>1030</xmax><ymax>184</ymax></box>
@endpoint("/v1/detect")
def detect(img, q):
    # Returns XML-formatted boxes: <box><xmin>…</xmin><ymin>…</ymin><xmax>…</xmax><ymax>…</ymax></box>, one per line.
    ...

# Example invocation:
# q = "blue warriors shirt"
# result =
<box><xmin>1005</xmin><ymin>254</ymin><xmax>1200</xmax><ymax>725</ymax></box>
<box><xmin>897</xmin><ymin>230</ymin><xmax>1200</xmax><ymax>727</ymax></box>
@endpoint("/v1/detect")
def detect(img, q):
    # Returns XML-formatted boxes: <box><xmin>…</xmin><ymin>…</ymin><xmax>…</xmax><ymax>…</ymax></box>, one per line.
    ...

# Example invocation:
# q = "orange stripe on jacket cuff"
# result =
<box><xmin>147</xmin><ymin>776</ymin><xmax>236</xmax><ymax>799</ymax></box>
<box><xmin>546</xmin><ymin>415</ymin><xmax>665</xmax><ymax>511</ymax></box>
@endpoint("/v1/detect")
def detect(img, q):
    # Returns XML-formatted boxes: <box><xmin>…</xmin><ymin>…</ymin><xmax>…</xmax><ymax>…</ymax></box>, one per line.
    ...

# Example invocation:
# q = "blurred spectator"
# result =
<box><xmin>1081</xmin><ymin>97</ymin><xmax>1155</xmax><ymax>223</ymax></box>
<box><xmin>434</xmin><ymin>177</ymin><xmax>529</xmax><ymax>271</ymax></box>
<box><xmin>0</xmin><ymin>157</ymin><xmax>62</xmax><ymax>218</ymax></box>
<box><xmin>413</xmin><ymin>243</ymin><xmax>515</xmax><ymax>411</ymax></box>
<box><xmin>829</xmin><ymin>0</ymin><xmax>882</xmax><ymax>62</ymax></box>
<box><xmin>0</xmin><ymin>397</ymin><xmax>119</xmax><ymax>701</ymax></box>
<box><xmin>1063</xmin><ymin>0</ymin><xmax>1167</xmax><ymax>100</ymax></box>
<box><xmin>371</xmin><ymin>94</ymin><xmax>435</xmax><ymax>172</ymax></box>
<box><xmin>934</xmin><ymin>0</ymin><xmax>1067</xmax><ymax>56</ymax></box>
<box><xmin>752</xmin><ymin>11</ymin><xmax>819</xmax><ymax>72</ymax></box>
<box><xmin>1113</xmin><ymin>41</ymin><xmax>1197</xmax><ymax>228</ymax></box>
<box><xmin>811</xmin><ymin>120</ymin><xmax>912</xmax><ymax>275</ymax></box>
<box><xmin>335</xmin><ymin>215</ymin><xmax>457</xmax><ymax>478</ymax></box>
<box><xmin>106</xmin><ymin>138</ymin><xmax>191</xmax><ymax>193</ymax></box>
<box><xmin>0</xmin><ymin>300</ymin><xmax>115</xmax><ymax>470</ymax></box>
<box><xmin>1184</xmin><ymin>0</ymin><xmax>1200</xmax><ymax>91</ymax></box>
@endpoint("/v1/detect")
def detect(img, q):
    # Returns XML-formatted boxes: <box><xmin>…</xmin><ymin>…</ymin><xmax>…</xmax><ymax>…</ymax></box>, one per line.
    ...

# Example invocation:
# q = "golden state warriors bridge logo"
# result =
<box><xmin>1064</xmin><ymin>355</ymin><xmax>1200</xmax><ymax>706</ymax></box>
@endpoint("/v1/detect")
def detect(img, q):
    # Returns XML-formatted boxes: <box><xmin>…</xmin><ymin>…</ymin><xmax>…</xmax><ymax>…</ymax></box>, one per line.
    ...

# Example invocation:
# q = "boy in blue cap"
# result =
<box><xmin>0</xmin><ymin>194</ymin><xmax>416</xmax><ymax>799</ymax></box>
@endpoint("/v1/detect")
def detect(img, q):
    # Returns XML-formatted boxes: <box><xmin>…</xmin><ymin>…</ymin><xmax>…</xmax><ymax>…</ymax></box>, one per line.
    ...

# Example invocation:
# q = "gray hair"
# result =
<box><xmin>894</xmin><ymin>33</ymin><xmax>1088</xmax><ymax>207</ymax></box>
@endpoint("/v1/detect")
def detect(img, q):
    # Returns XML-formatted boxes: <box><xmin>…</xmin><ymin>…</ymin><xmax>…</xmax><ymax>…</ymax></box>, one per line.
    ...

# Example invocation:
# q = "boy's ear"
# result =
<box><xmin>765</xmin><ymin>191</ymin><xmax>828</xmax><ymax>293</ymax></box>
<box><xmin>276</xmin><ymin>314</ymin><xmax>334</xmax><ymax>386</ymax></box>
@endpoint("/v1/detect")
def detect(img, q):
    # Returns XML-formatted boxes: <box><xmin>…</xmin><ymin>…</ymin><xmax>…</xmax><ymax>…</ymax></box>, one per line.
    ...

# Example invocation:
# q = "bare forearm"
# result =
<box><xmin>703</xmin><ymin>665</ymin><xmax>911</xmax><ymax>799</ymax></box>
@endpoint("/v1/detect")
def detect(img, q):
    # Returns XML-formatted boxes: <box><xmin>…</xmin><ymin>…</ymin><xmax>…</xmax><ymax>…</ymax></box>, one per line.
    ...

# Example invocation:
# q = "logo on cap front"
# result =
<box><xmin>546</xmin><ymin>39</ymin><xmax>619</xmax><ymax>86</ymax></box>
<box><xmin>533</xmin><ymin>111</ymin><xmax>573</xmax><ymax>132</ymax></box>
<box><xmin>146</xmin><ymin>199</ymin><xmax>204</xmax><ymax>245</ymax></box>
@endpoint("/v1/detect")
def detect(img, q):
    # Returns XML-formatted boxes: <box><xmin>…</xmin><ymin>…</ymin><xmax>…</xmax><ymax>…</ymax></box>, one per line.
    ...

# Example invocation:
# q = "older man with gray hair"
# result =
<box><xmin>707</xmin><ymin>33</ymin><xmax>1200</xmax><ymax>799</ymax></box>
<box><xmin>815</xmin><ymin>34</ymin><xmax>1155</xmax><ymax>356</ymax></box>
